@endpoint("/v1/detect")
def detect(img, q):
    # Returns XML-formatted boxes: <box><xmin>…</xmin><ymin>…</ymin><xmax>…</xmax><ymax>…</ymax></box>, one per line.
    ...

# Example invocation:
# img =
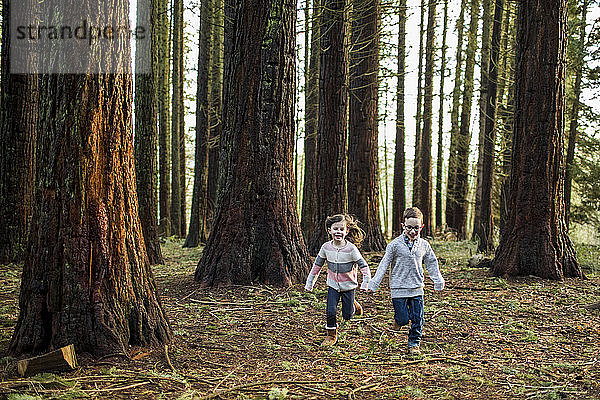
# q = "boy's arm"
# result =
<box><xmin>424</xmin><ymin>243</ymin><xmax>445</xmax><ymax>291</ymax></box>
<box><xmin>367</xmin><ymin>242</ymin><xmax>395</xmax><ymax>292</ymax></box>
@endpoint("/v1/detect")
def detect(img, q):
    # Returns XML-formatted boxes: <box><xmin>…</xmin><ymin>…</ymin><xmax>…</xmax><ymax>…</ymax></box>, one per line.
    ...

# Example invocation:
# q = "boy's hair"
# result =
<box><xmin>403</xmin><ymin>207</ymin><xmax>423</xmax><ymax>222</ymax></box>
<box><xmin>325</xmin><ymin>213</ymin><xmax>365</xmax><ymax>249</ymax></box>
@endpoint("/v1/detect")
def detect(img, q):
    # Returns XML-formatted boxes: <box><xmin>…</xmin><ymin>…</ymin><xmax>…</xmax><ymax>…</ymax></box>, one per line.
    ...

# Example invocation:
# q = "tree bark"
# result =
<box><xmin>412</xmin><ymin>0</ymin><xmax>426</xmax><ymax>208</ymax></box>
<box><xmin>9</xmin><ymin>1</ymin><xmax>171</xmax><ymax>356</ymax></box>
<box><xmin>392</xmin><ymin>0</ymin><xmax>407</xmax><ymax>236</ymax></box>
<box><xmin>492</xmin><ymin>0</ymin><xmax>581</xmax><ymax>280</ymax></box>
<box><xmin>435</xmin><ymin>0</ymin><xmax>448</xmax><ymax>230</ymax></box>
<box><xmin>135</xmin><ymin>0</ymin><xmax>164</xmax><ymax>264</ymax></box>
<box><xmin>477</xmin><ymin>0</ymin><xmax>504</xmax><ymax>253</ymax></box>
<box><xmin>348</xmin><ymin>0</ymin><xmax>386</xmax><ymax>251</ymax></box>
<box><xmin>158</xmin><ymin>0</ymin><xmax>171</xmax><ymax>237</ymax></box>
<box><xmin>417</xmin><ymin>0</ymin><xmax>437</xmax><ymax>236</ymax></box>
<box><xmin>170</xmin><ymin>0</ymin><xmax>184</xmax><ymax>237</ymax></box>
<box><xmin>308</xmin><ymin>0</ymin><xmax>349</xmax><ymax>255</ymax></box>
<box><xmin>195</xmin><ymin>0</ymin><xmax>311</xmax><ymax>286</ymax></box>
<box><xmin>185</xmin><ymin>0</ymin><xmax>213</xmax><ymax>247</ymax></box>
<box><xmin>0</xmin><ymin>0</ymin><xmax>38</xmax><ymax>264</ymax></box>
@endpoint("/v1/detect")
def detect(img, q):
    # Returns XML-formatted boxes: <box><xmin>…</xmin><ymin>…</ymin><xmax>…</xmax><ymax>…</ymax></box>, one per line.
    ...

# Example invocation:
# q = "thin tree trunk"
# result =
<box><xmin>413</xmin><ymin>0</ymin><xmax>426</xmax><ymax>207</ymax></box>
<box><xmin>170</xmin><ymin>0</ymin><xmax>183</xmax><ymax>236</ymax></box>
<box><xmin>308</xmin><ymin>0</ymin><xmax>349</xmax><ymax>255</ymax></box>
<box><xmin>477</xmin><ymin>0</ymin><xmax>504</xmax><ymax>253</ymax></box>
<box><xmin>435</xmin><ymin>0</ymin><xmax>448</xmax><ymax>230</ymax></box>
<box><xmin>492</xmin><ymin>0</ymin><xmax>581</xmax><ymax>280</ymax></box>
<box><xmin>453</xmin><ymin>0</ymin><xmax>480</xmax><ymax>240</ymax></box>
<box><xmin>301</xmin><ymin>0</ymin><xmax>320</xmax><ymax>243</ymax></box>
<box><xmin>348</xmin><ymin>0</ymin><xmax>386</xmax><ymax>251</ymax></box>
<box><xmin>565</xmin><ymin>0</ymin><xmax>587</xmax><ymax>228</ymax></box>
<box><xmin>446</xmin><ymin>0</ymin><xmax>467</xmax><ymax>233</ymax></box>
<box><xmin>195</xmin><ymin>0</ymin><xmax>311</xmax><ymax>286</ymax></box>
<box><xmin>185</xmin><ymin>0</ymin><xmax>213</xmax><ymax>247</ymax></box>
<box><xmin>392</xmin><ymin>0</ymin><xmax>407</xmax><ymax>236</ymax></box>
<box><xmin>135</xmin><ymin>0</ymin><xmax>164</xmax><ymax>264</ymax></box>
<box><xmin>158</xmin><ymin>0</ymin><xmax>171</xmax><ymax>237</ymax></box>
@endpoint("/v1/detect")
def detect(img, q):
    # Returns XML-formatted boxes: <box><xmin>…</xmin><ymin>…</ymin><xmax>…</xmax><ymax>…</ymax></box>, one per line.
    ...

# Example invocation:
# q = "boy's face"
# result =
<box><xmin>402</xmin><ymin>217</ymin><xmax>423</xmax><ymax>240</ymax></box>
<box><xmin>328</xmin><ymin>221</ymin><xmax>348</xmax><ymax>243</ymax></box>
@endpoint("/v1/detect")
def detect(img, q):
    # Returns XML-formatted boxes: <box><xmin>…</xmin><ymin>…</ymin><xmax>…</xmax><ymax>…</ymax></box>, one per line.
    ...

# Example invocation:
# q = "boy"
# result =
<box><xmin>367</xmin><ymin>207</ymin><xmax>444</xmax><ymax>355</ymax></box>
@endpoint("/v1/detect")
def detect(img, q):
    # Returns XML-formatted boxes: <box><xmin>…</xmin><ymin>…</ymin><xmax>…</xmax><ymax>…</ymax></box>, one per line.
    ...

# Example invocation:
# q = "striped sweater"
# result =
<box><xmin>304</xmin><ymin>241</ymin><xmax>371</xmax><ymax>292</ymax></box>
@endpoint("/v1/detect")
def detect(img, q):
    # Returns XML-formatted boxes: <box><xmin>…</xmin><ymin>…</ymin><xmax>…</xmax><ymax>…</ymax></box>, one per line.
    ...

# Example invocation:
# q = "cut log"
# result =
<box><xmin>17</xmin><ymin>344</ymin><xmax>78</xmax><ymax>377</ymax></box>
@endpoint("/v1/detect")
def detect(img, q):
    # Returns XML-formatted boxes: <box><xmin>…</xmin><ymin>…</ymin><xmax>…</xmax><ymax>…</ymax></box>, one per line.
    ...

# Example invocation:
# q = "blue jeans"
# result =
<box><xmin>326</xmin><ymin>287</ymin><xmax>355</xmax><ymax>329</ymax></box>
<box><xmin>392</xmin><ymin>296</ymin><xmax>424</xmax><ymax>348</ymax></box>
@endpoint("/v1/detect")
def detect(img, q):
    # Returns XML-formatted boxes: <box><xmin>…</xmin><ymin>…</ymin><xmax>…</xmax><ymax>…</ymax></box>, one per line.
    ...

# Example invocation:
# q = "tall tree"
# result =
<box><xmin>435</xmin><ymin>0</ymin><xmax>449</xmax><ymax>229</ymax></box>
<box><xmin>9</xmin><ymin>0</ymin><xmax>171</xmax><ymax>355</ymax></box>
<box><xmin>185</xmin><ymin>0</ymin><xmax>213</xmax><ymax>247</ymax></box>
<box><xmin>416</xmin><ymin>0</ymin><xmax>437</xmax><ymax>236</ymax></box>
<box><xmin>207</xmin><ymin>0</ymin><xmax>225</xmax><ymax>233</ymax></box>
<box><xmin>170</xmin><ymin>0</ymin><xmax>184</xmax><ymax>237</ymax></box>
<box><xmin>445</xmin><ymin>0</ymin><xmax>467</xmax><ymax>232</ymax></box>
<box><xmin>308</xmin><ymin>0</ymin><xmax>349</xmax><ymax>255</ymax></box>
<box><xmin>0</xmin><ymin>0</ymin><xmax>38</xmax><ymax>263</ymax></box>
<box><xmin>348</xmin><ymin>0</ymin><xmax>386</xmax><ymax>251</ymax></box>
<box><xmin>476</xmin><ymin>0</ymin><xmax>504</xmax><ymax>253</ymax></box>
<box><xmin>195</xmin><ymin>0</ymin><xmax>311</xmax><ymax>286</ymax></box>
<box><xmin>158</xmin><ymin>0</ymin><xmax>171</xmax><ymax>237</ymax></box>
<box><xmin>565</xmin><ymin>0</ymin><xmax>588</xmax><ymax>228</ymax></box>
<box><xmin>301</xmin><ymin>0</ymin><xmax>320</xmax><ymax>243</ymax></box>
<box><xmin>449</xmin><ymin>0</ymin><xmax>479</xmax><ymax>239</ymax></box>
<box><xmin>492</xmin><ymin>0</ymin><xmax>581</xmax><ymax>279</ymax></box>
<box><xmin>392</xmin><ymin>0</ymin><xmax>407</xmax><ymax>236</ymax></box>
<box><xmin>412</xmin><ymin>0</ymin><xmax>426</xmax><ymax>207</ymax></box>
<box><xmin>135</xmin><ymin>0</ymin><xmax>164</xmax><ymax>264</ymax></box>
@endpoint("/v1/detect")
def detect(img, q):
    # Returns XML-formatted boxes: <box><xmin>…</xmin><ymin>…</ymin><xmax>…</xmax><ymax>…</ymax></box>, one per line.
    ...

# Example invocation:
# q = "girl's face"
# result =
<box><xmin>402</xmin><ymin>217</ymin><xmax>423</xmax><ymax>240</ymax></box>
<box><xmin>328</xmin><ymin>221</ymin><xmax>348</xmax><ymax>244</ymax></box>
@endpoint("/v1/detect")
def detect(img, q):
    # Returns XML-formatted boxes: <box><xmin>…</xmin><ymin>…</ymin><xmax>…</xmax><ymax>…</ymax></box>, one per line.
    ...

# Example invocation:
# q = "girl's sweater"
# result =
<box><xmin>368</xmin><ymin>234</ymin><xmax>444</xmax><ymax>298</ymax></box>
<box><xmin>305</xmin><ymin>241</ymin><xmax>371</xmax><ymax>292</ymax></box>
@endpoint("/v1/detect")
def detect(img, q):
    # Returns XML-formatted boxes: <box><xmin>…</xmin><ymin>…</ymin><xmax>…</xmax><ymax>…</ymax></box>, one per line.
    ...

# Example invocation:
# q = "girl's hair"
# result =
<box><xmin>325</xmin><ymin>214</ymin><xmax>365</xmax><ymax>249</ymax></box>
<box><xmin>403</xmin><ymin>207</ymin><xmax>423</xmax><ymax>222</ymax></box>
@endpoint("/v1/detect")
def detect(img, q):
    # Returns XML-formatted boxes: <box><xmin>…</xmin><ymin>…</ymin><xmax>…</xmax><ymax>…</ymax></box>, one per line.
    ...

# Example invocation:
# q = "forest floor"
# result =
<box><xmin>0</xmin><ymin>238</ymin><xmax>599</xmax><ymax>400</ymax></box>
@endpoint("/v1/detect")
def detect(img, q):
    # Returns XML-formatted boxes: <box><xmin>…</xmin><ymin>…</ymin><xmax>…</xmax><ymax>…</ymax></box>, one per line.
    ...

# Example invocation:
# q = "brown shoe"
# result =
<box><xmin>354</xmin><ymin>300</ymin><xmax>363</xmax><ymax>316</ymax></box>
<box><xmin>408</xmin><ymin>346</ymin><xmax>421</xmax><ymax>356</ymax></box>
<box><xmin>321</xmin><ymin>328</ymin><xmax>337</xmax><ymax>346</ymax></box>
<box><xmin>391</xmin><ymin>320</ymin><xmax>401</xmax><ymax>331</ymax></box>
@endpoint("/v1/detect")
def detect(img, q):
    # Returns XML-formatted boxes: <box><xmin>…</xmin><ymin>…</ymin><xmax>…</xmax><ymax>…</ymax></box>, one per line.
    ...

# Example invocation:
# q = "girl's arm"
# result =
<box><xmin>305</xmin><ymin>252</ymin><xmax>326</xmax><ymax>291</ymax></box>
<box><xmin>354</xmin><ymin>251</ymin><xmax>371</xmax><ymax>290</ymax></box>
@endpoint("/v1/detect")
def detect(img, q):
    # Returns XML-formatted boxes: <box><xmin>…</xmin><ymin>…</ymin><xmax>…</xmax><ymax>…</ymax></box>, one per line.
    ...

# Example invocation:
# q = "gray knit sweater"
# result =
<box><xmin>367</xmin><ymin>233</ymin><xmax>445</xmax><ymax>298</ymax></box>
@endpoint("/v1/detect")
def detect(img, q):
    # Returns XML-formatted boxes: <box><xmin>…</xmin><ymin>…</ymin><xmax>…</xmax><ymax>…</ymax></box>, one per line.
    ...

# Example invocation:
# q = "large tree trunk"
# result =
<box><xmin>446</xmin><ymin>0</ymin><xmax>467</xmax><ymax>233</ymax></box>
<box><xmin>170</xmin><ymin>0</ymin><xmax>184</xmax><ymax>237</ymax></box>
<box><xmin>435</xmin><ymin>0</ymin><xmax>449</xmax><ymax>230</ymax></box>
<box><xmin>452</xmin><ymin>0</ymin><xmax>479</xmax><ymax>240</ymax></box>
<box><xmin>476</xmin><ymin>0</ymin><xmax>504</xmax><ymax>253</ymax></box>
<box><xmin>492</xmin><ymin>0</ymin><xmax>581</xmax><ymax>280</ymax></box>
<box><xmin>195</xmin><ymin>0</ymin><xmax>311</xmax><ymax>286</ymax></box>
<box><xmin>301</xmin><ymin>0</ymin><xmax>320</xmax><ymax>244</ymax></box>
<box><xmin>392</xmin><ymin>0</ymin><xmax>407</xmax><ymax>236</ymax></box>
<box><xmin>565</xmin><ymin>0</ymin><xmax>587</xmax><ymax>228</ymax></box>
<box><xmin>0</xmin><ymin>0</ymin><xmax>38</xmax><ymax>264</ymax></box>
<box><xmin>158</xmin><ymin>0</ymin><xmax>171</xmax><ymax>237</ymax></box>
<box><xmin>348</xmin><ymin>0</ymin><xmax>386</xmax><ymax>251</ymax></box>
<box><xmin>9</xmin><ymin>0</ymin><xmax>171</xmax><ymax>356</ymax></box>
<box><xmin>185</xmin><ymin>0</ymin><xmax>213</xmax><ymax>248</ymax></box>
<box><xmin>135</xmin><ymin>0</ymin><xmax>164</xmax><ymax>264</ymax></box>
<box><xmin>308</xmin><ymin>0</ymin><xmax>349</xmax><ymax>255</ymax></box>
<box><xmin>416</xmin><ymin>0</ymin><xmax>437</xmax><ymax>236</ymax></box>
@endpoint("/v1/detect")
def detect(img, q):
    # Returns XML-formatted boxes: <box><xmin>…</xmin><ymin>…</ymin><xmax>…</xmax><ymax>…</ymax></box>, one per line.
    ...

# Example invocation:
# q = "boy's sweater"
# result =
<box><xmin>368</xmin><ymin>234</ymin><xmax>444</xmax><ymax>298</ymax></box>
<box><xmin>305</xmin><ymin>241</ymin><xmax>371</xmax><ymax>292</ymax></box>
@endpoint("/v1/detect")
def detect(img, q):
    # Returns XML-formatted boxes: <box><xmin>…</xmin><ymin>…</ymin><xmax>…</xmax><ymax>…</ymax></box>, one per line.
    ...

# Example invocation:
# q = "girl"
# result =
<box><xmin>305</xmin><ymin>214</ymin><xmax>371</xmax><ymax>346</ymax></box>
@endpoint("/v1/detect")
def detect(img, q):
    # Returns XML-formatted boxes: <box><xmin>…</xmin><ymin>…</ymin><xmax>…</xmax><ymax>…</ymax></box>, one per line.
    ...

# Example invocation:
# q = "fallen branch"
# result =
<box><xmin>197</xmin><ymin>379</ymin><xmax>344</xmax><ymax>400</ymax></box>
